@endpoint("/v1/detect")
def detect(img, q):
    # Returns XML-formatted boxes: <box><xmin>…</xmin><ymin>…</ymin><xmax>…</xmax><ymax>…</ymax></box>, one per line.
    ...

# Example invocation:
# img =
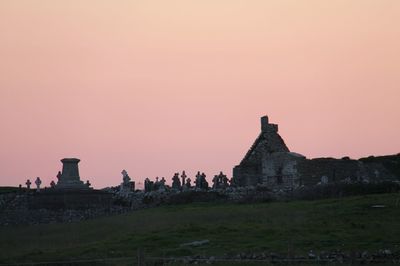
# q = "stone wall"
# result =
<box><xmin>297</xmin><ymin>156</ymin><xmax>399</xmax><ymax>186</ymax></box>
<box><xmin>2</xmin><ymin>181</ymin><xmax>400</xmax><ymax>226</ymax></box>
<box><xmin>236</xmin><ymin>154</ymin><xmax>400</xmax><ymax>189</ymax></box>
<box><xmin>28</xmin><ymin>190</ymin><xmax>113</xmax><ymax>210</ymax></box>
<box><xmin>261</xmin><ymin>152</ymin><xmax>306</xmax><ymax>189</ymax></box>
<box><xmin>233</xmin><ymin>163</ymin><xmax>262</xmax><ymax>186</ymax></box>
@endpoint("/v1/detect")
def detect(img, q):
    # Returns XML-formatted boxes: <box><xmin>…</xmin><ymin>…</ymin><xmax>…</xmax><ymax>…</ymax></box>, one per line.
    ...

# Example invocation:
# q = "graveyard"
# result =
<box><xmin>2</xmin><ymin>0</ymin><xmax>400</xmax><ymax>263</ymax></box>
<box><xmin>0</xmin><ymin>116</ymin><xmax>399</xmax><ymax>264</ymax></box>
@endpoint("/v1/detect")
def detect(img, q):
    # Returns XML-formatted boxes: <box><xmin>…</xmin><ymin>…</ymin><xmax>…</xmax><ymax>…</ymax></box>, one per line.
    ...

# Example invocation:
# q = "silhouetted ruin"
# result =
<box><xmin>232</xmin><ymin>116</ymin><xmax>400</xmax><ymax>189</ymax></box>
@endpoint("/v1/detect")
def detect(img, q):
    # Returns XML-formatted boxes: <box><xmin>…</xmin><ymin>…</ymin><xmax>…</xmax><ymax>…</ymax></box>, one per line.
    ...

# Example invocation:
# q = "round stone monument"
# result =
<box><xmin>56</xmin><ymin>158</ymin><xmax>90</xmax><ymax>190</ymax></box>
<box><xmin>28</xmin><ymin>158</ymin><xmax>113</xmax><ymax>210</ymax></box>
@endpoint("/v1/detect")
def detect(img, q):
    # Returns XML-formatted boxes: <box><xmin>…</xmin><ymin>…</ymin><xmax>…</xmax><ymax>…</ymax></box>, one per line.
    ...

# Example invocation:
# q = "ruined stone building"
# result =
<box><xmin>232</xmin><ymin>116</ymin><xmax>400</xmax><ymax>189</ymax></box>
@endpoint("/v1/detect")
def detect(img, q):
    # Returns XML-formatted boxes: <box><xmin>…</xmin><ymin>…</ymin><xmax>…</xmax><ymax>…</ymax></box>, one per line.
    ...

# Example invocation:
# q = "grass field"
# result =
<box><xmin>0</xmin><ymin>193</ymin><xmax>400</xmax><ymax>264</ymax></box>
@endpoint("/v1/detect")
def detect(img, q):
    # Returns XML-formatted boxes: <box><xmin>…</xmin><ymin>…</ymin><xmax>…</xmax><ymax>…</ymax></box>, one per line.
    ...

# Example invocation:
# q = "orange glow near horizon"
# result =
<box><xmin>0</xmin><ymin>1</ymin><xmax>399</xmax><ymax>188</ymax></box>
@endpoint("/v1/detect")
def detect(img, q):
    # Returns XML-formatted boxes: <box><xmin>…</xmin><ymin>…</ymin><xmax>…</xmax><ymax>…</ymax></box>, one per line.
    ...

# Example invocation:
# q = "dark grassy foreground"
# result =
<box><xmin>1</xmin><ymin>193</ymin><xmax>400</xmax><ymax>264</ymax></box>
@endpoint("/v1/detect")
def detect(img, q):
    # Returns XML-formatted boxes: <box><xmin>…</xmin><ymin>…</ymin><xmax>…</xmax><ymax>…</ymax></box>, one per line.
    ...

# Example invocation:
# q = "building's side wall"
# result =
<box><xmin>261</xmin><ymin>153</ymin><xmax>305</xmax><ymax>189</ymax></box>
<box><xmin>297</xmin><ymin>157</ymin><xmax>398</xmax><ymax>186</ymax></box>
<box><xmin>234</xmin><ymin>154</ymin><xmax>400</xmax><ymax>189</ymax></box>
<box><xmin>233</xmin><ymin>163</ymin><xmax>262</xmax><ymax>187</ymax></box>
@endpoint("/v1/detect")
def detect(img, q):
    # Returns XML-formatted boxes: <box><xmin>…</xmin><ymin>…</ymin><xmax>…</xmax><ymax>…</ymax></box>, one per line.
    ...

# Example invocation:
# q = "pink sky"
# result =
<box><xmin>0</xmin><ymin>1</ymin><xmax>399</xmax><ymax>188</ymax></box>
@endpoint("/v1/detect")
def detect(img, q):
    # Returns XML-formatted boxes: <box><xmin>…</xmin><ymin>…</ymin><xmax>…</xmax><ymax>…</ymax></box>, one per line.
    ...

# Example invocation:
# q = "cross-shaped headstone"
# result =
<box><xmin>181</xmin><ymin>171</ymin><xmax>187</xmax><ymax>185</ymax></box>
<box><xmin>26</xmin><ymin>179</ymin><xmax>31</xmax><ymax>189</ymax></box>
<box><xmin>35</xmin><ymin>177</ymin><xmax>42</xmax><ymax>192</ymax></box>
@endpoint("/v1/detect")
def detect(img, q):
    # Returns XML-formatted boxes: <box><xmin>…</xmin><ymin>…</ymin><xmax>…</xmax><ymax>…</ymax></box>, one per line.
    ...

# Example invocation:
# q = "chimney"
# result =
<box><xmin>261</xmin><ymin>116</ymin><xmax>269</xmax><ymax>132</ymax></box>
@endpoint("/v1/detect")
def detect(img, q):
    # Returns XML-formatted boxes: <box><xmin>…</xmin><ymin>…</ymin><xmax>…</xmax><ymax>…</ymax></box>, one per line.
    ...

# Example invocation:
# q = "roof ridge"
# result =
<box><xmin>241</xmin><ymin>133</ymin><xmax>263</xmax><ymax>164</ymax></box>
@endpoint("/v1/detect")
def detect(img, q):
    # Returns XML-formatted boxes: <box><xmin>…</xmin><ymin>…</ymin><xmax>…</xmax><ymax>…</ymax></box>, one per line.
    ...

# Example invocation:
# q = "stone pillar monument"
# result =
<box><xmin>56</xmin><ymin>158</ymin><xmax>90</xmax><ymax>190</ymax></box>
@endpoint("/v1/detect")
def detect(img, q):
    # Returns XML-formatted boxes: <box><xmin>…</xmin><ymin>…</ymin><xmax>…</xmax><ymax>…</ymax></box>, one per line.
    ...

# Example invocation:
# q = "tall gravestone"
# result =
<box><xmin>28</xmin><ymin>158</ymin><xmax>113</xmax><ymax>210</ymax></box>
<box><xmin>56</xmin><ymin>158</ymin><xmax>90</xmax><ymax>190</ymax></box>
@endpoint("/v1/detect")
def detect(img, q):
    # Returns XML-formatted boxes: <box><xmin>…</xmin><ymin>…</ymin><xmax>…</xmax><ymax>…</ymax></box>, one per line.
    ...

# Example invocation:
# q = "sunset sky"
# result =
<box><xmin>0</xmin><ymin>1</ymin><xmax>399</xmax><ymax>188</ymax></box>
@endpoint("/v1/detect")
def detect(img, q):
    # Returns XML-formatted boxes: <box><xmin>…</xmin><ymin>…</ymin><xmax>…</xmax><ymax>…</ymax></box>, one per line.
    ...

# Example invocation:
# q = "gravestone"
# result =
<box><xmin>35</xmin><ymin>177</ymin><xmax>42</xmax><ymax>192</ymax></box>
<box><xmin>26</xmin><ymin>179</ymin><xmax>31</xmax><ymax>189</ymax></box>
<box><xmin>220</xmin><ymin>172</ymin><xmax>229</xmax><ymax>188</ymax></box>
<box><xmin>181</xmin><ymin>171</ymin><xmax>187</xmax><ymax>188</ymax></box>
<box><xmin>159</xmin><ymin>177</ymin><xmax>166</xmax><ymax>191</ymax></box>
<box><xmin>195</xmin><ymin>171</ymin><xmax>202</xmax><ymax>188</ymax></box>
<box><xmin>201</xmin><ymin>172</ymin><xmax>209</xmax><ymax>189</ymax></box>
<box><xmin>195</xmin><ymin>172</ymin><xmax>208</xmax><ymax>190</ymax></box>
<box><xmin>55</xmin><ymin>158</ymin><xmax>90</xmax><ymax>190</ymax></box>
<box><xmin>172</xmin><ymin>173</ymin><xmax>181</xmax><ymax>190</ymax></box>
<box><xmin>212</xmin><ymin>175</ymin><xmax>219</xmax><ymax>189</ymax></box>
<box><xmin>185</xmin><ymin>178</ymin><xmax>191</xmax><ymax>189</ymax></box>
<box><xmin>28</xmin><ymin>158</ymin><xmax>112</xmax><ymax>210</ymax></box>
<box><xmin>120</xmin><ymin>169</ymin><xmax>133</xmax><ymax>192</ymax></box>
<box><xmin>144</xmin><ymin>178</ymin><xmax>152</xmax><ymax>193</ymax></box>
<box><xmin>153</xmin><ymin>177</ymin><xmax>160</xmax><ymax>191</ymax></box>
